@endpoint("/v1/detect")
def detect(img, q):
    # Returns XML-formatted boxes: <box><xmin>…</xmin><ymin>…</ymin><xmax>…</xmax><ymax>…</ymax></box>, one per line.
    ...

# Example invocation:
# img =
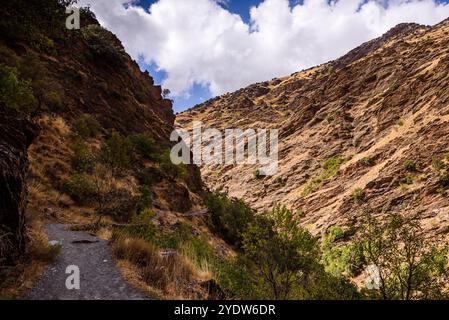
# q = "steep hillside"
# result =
<box><xmin>177</xmin><ymin>18</ymin><xmax>449</xmax><ymax>236</ymax></box>
<box><xmin>0</xmin><ymin>0</ymin><xmax>230</xmax><ymax>299</ymax></box>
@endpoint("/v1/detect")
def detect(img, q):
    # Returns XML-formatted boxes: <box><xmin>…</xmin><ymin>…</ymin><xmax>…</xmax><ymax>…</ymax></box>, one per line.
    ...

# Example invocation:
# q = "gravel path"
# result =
<box><xmin>27</xmin><ymin>224</ymin><xmax>148</xmax><ymax>300</ymax></box>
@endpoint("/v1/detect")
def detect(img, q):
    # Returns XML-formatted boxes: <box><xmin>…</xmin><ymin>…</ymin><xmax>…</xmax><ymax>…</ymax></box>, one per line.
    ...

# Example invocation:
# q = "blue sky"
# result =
<box><xmin>84</xmin><ymin>0</ymin><xmax>449</xmax><ymax>113</ymax></box>
<box><xmin>135</xmin><ymin>0</ymin><xmax>277</xmax><ymax>112</ymax></box>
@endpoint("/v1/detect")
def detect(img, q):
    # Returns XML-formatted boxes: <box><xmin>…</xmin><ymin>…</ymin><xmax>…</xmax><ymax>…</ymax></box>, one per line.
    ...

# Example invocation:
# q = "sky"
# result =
<box><xmin>77</xmin><ymin>0</ymin><xmax>449</xmax><ymax>112</ymax></box>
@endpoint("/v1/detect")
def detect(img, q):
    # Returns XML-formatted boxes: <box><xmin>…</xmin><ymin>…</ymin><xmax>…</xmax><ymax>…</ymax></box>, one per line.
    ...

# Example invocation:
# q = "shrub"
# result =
<box><xmin>361</xmin><ymin>157</ymin><xmax>375</xmax><ymax>167</ymax></box>
<box><xmin>242</xmin><ymin>205</ymin><xmax>320</xmax><ymax>299</ymax></box>
<box><xmin>404</xmin><ymin>160</ymin><xmax>417</xmax><ymax>172</ymax></box>
<box><xmin>303</xmin><ymin>157</ymin><xmax>346</xmax><ymax>196</ymax></box>
<box><xmin>61</xmin><ymin>173</ymin><xmax>96</xmax><ymax>204</ymax></box>
<box><xmin>45</xmin><ymin>90</ymin><xmax>64</xmax><ymax>110</ymax></box>
<box><xmin>137</xmin><ymin>185</ymin><xmax>153</xmax><ymax>214</ymax></box>
<box><xmin>432</xmin><ymin>159</ymin><xmax>446</xmax><ymax>172</ymax></box>
<box><xmin>82</xmin><ymin>25</ymin><xmax>126</xmax><ymax>68</ymax></box>
<box><xmin>205</xmin><ymin>192</ymin><xmax>255</xmax><ymax>247</ymax></box>
<box><xmin>352</xmin><ymin>188</ymin><xmax>365</xmax><ymax>203</ymax></box>
<box><xmin>128</xmin><ymin>133</ymin><xmax>158</xmax><ymax>159</ymax></box>
<box><xmin>125</xmin><ymin>210</ymin><xmax>157</xmax><ymax>243</ymax></box>
<box><xmin>158</xmin><ymin>149</ymin><xmax>188</xmax><ymax>181</ymax></box>
<box><xmin>71</xmin><ymin>138</ymin><xmax>95</xmax><ymax>173</ymax></box>
<box><xmin>356</xmin><ymin>212</ymin><xmax>449</xmax><ymax>300</ymax></box>
<box><xmin>216</xmin><ymin>257</ymin><xmax>255</xmax><ymax>299</ymax></box>
<box><xmin>73</xmin><ymin>114</ymin><xmax>101</xmax><ymax>139</ymax></box>
<box><xmin>253</xmin><ymin>170</ymin><xmax>263</xmax><ymax>180</ymax></box>
<box><xmin>0</xmin><ymin>64</ymin><xmax>36</xmax><ymax>112</ymax></box>
<box><xmin>438</xmin><ymin>173</ymin><xmax>449</xmax><ymax>189</ymax></box>
<box><xmin>101</xmin><ymin>132</ymin><xmax>132</xmax><ymax>172</ymax></box>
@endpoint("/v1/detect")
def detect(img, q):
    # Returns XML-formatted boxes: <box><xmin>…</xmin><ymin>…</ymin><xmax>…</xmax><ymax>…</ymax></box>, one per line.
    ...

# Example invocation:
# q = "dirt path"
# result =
<box><xmin>27</xmin><ymin>224</ymin><xmax>148</xmax><ymax>300</ymax></box>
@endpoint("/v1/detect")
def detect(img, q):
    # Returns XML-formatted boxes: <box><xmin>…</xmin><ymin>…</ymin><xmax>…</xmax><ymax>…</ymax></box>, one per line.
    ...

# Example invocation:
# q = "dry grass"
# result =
<box><xmin>111</xmin><ymin>236</ymin><xmax>209</xmax><ymax>299</ymax></box>
<box><xmin>0</xmin><ymin>222</ymin><xmax>60</xmax><ymax>299</ymax></box>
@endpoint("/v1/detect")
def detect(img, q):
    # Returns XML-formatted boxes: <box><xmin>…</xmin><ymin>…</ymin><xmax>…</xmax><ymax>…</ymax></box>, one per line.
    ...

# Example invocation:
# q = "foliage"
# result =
<box><xmin>82</xmin><ymin>25</ymin><xmax>127</xmax><ymax>68</ymax></box>
<box><xmin>125</xmin><ymin>210</ymin><xmax>157</xmax><ymax>243</ymax></box>
<box><xmin>0</xmin><ymin>0</ymin><xmax>75</xmax><ymax>48</ymax></box>
<box><xmin>0</xmin><ymin>64</ymin><xmax>37</xmax><ymax>112</ymax></box>
<box><xmin>432</xmin><ymin>159</ymin><xmax>446</xmax><ymax>172</ymax></box>
<box><xmin>404</xmin><ymin>160</ymin><xmax>418</xmax><ymax>172</ymax></box>
<box><xmin>205</xmin><ymin>192</ymin><xmax>255</xmax><ymax>247</ymax></box>
<box><xmin>352</xmin><ymin>188</ymin><xmax>365</xmax><ymax>203</ymax></box>
<box><xmin>101</xmin><ymin>132</ymin><xmax>132</xmax><ymax>172</ymax></box>
<box><xmin>216</xmin><ymin>256</ymin><xmax>256</xmax><ymax>299</ymax></box>
<box><xmin>242</xmin><ymin>205</ymin><xmax>319</xmax><ymax>299</ymax></box>
<box><xmin>158</xmin><ymin>149</ymin><xmax>188</xmax><ymax>181</ymax></box>
<box><xmin>70</xmin><ymin>138</ymin><xmax>95</xmax><ymax>173</ymax></box>
<box><xmin>355</xmin><ymin>211</ymin><xmax>449</xmax><ymax>300</ymax></box>
<box><xmin>73</xmin><ymin>114</ymin><xmax>101</xmax><ymax>139</ymax></box>
<box><xmin>303</xmin><ymin>157</ymin><xmax>346</xmax><ymax>196</ymax></box>
<box><xmin>137</xmin><ymin>185</ymin><xmax>153</xmax><ymax>214</ymax></box>
<box><xmin>128</xmin><ymin>133</ymin><xmax>158</xmax><ymax>160</ymax></box>
<box><xmin>61</xmin><ymin>173</ymin><xmax>96</xmax><ymax>204</ymax></box>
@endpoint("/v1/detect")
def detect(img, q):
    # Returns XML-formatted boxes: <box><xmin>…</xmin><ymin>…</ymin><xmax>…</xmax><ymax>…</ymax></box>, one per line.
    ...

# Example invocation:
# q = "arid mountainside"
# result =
<box><xmin>177</xmin><ymin>19</ymin><xmax>449</xmax><ymax>236</ymax></box>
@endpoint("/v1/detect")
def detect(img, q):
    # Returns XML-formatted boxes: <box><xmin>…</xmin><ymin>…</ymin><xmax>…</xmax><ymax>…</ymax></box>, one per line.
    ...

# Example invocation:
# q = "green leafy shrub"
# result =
<box><xmin>137</xmin><ymin>185</ymin><xmax>153</xmax><ymax>214</ymax></box>
<box><xmin>303</xmin><ymin>157</ymin><xmax>346</xmax><ymax>196</ymax></box>
<box><xmin>355</xmin><ymin>212</ymin><xmax>449</xmax><ymax>300</ymax></box>
<box><xmin>71</xmin><ymin>138</ymin><xmax>95</xmax><ymax>173</ymax></box>
<box><xmin>101</xmin><ymin>132</ymin><xmax>132</xmax><ymax>172</ymax></box>
<box><xmin>128</xmin><ymin>133</ymin><xmax>158</xmax><ymax>159</ymax></box>
<box><xmin>216</xmin><ymin>257</ymin><xmax>255</xmax><ymax>299</ymax></box>
<box><xmin>0</xmin><ymin>64</ymin><xmax>36</xmax><ymax>112</ymax></box>
<box><xmin>73</xmin><ymin>114</ymin><xmax>101</xmax><ymax>139</ymax></box>
<box><xmin>82</xmin><ymin>25</ymin><xmax>126</xmax><ymax>68</ymax></box>
<box><xmin>205</xmin><ymin>192</ymin><xmax>255</xmax><ymax>247</ymax></box>
<box><xmin>432</xmin><ymin>159</ymin><xmax>446</xmax><ymax>172</ymax></box>
<box><xmin>404</xmin><ymin>160</ymin><xmax>417</xmax><ymax>172</ymax></box>
<box><xmin>352</xmin><ymin>188</ymin><xmax>365</xmax><ymax>203</ymax></box>
<box><xmin>125</xmin><ymin>210</ymin><xmax>157</xmax><ymax>243</ymax></box>
<box><xmin>361</xmin><ymin>157</ymin><xmax>375</xmax><ymax>167</ymax></box>
<box><xmin>158</xmin><ymin>149</ymin><xmax>188</xmax><ymax>181</ymax></box>
<box><xmin>61</xmin><ymin>173</ymin><xmax>96</xmax><ymax>204</ymax></box>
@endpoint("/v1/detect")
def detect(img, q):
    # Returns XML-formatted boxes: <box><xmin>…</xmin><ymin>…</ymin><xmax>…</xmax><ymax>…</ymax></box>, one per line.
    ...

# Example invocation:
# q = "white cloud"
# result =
<box><xmin>77</xmin><ymin>0</ymin><xmax>449</xmax><ymax>98</ymax></box>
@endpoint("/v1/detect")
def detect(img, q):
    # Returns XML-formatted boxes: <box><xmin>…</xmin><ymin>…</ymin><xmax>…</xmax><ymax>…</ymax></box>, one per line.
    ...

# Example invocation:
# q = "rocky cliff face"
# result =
<box><xmin>177</xmin><ymin>19</ymin><xmax>449</xmax><ymax>236</ymax></box>
<box><xmin>0</xmin><ymin>105</ymin><xmax>36</xmax><ymax>262</ymax></box>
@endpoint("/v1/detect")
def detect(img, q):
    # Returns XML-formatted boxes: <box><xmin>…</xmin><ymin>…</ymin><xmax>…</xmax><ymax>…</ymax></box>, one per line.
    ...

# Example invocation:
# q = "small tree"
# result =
<box><xmin>162</xmin><ymin>88</ymin><xmax>171</xmax><ymax>99</ymax></box>
<box><xmin>242</xmin><ymin>205</ymin><xmax>320</xmax><ymax>299</ymax></box>
<box><xmin>91</xmin><ymin>164</ymin><xmax>115</xmax><ymax>226</ymax></box>
<box><xmin>355</xmin><ymin>210</ymin><xmax>449</xmax><ymax>300</ymax></box>
<box><xmin>101</xmin><ymin>132</ymin><xmax>132</xmax><ymax>174</ymax></box>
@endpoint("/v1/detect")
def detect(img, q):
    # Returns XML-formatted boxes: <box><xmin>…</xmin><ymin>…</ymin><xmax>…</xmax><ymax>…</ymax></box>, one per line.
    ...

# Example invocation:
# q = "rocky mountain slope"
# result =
<box><xmin>177</xmin><ymin>18</ymin><xmax>449</xmax><ymax>236</ymax></box>
<box><xmin>0</xmin><ymin>1</ymin><xmax>226</xmax><ymax>299</ymax></box>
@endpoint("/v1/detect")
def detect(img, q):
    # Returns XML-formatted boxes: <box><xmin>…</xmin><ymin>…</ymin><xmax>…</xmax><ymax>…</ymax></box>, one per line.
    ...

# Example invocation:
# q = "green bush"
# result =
<box><xmin>128</xmin><ymin>133</ymin><xmax>158</xmax><ymax>159</ymax></box>
<box><xmin>303</xmin><ymin>157</ymin><xmax>346</xmax><ymax>196</ymax></box>
<box><xmin>361</xmin><ymin>157</ymin><xmax>375</xmax><ymax>167</ymax></box>
<box><xmin>73</xmin><ymin>114</ymin><xmax>101</xmax><ymax>139</ymax></box>
<box><xmin>404</xmin><ymin>160</ymin><xmax>417</xmax><ymax>172</ymax></box>
<box><xmin>205</xmin><ymin>192</ymin><xmax>255</xmax><ymax>247</ymax></box>
<box><xmin>61</xmin><ymin>173</ymin><xmax>96</xmax><ymax>204</ymax></box>
<box><xmin>216</xmin><ymin>257</ymin><xmax>255</xmax><ymax>299</ymax></box>
<box><xmin>82</xmin><ymin>25</ymin><xmax>126</xmax><ymax>68</ymax></box>
<box><xmin>71</xmin><ymin>138</ymin><xmax>95</xmax><ymax>173</ymax></box>
<box><xmin>125</xmin><ymin>210</ymin><xmax>157</xmax><ymax>243</ymax></box>
<box><xmin>158</xmin><ymin>149</ymin><xmax>188</xmax><ymax>181</ymax></box>
<box><xmin>0</xmin><ymin>64</ymin><xmax>36</xmax><ymax>112</ymax></box>
<box><xmin>432</xmin><ymin>159</ymin><xmax>446</xmax><ymax>172</ymax></box>
<box><xmin>137</xmin><ymin>185</ymin><xmax>153</xmax><ymax>214</ymax></box>
<box><xmin>352</xmin><ymin>188</ymin><xmax>365</xmax><ymax>203</ymax></box>
<box><xmin>101</xmin><ymin>132</ymin><xmax>132</xmax><ymax>172</ymax></box>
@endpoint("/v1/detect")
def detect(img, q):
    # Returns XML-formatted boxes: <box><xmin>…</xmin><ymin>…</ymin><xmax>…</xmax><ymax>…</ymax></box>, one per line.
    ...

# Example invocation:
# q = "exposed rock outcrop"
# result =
<box><xmin>0</xmin><ymin>104</ymin><xmax>37</xmax><ymax>262</ymax></box>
